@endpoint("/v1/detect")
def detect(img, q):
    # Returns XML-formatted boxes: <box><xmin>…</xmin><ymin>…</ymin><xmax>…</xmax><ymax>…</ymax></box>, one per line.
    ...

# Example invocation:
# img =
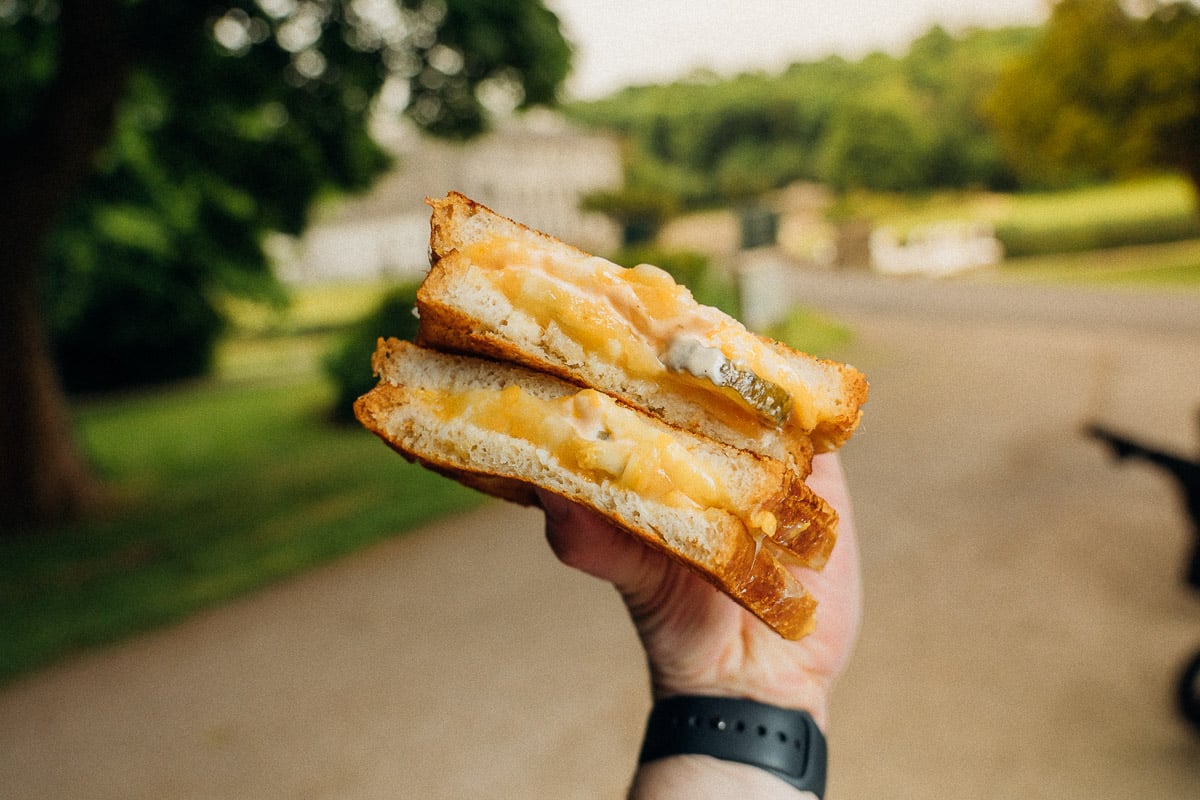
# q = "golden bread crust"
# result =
<box><xmin>427</xmin><ymin>191</ymin><xmax>592</xmax><ymax>265</ymax></box>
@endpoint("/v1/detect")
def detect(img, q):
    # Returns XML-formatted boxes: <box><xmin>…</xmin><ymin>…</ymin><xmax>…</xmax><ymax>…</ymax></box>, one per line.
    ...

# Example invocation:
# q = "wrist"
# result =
<box><xmin>630</xmin><ymin>756</ymin><xmax>818</xmax><ymax>799</ymax></box>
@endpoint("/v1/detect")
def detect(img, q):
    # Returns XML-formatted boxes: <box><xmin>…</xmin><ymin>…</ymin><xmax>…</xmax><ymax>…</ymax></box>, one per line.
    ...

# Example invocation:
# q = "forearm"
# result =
<box><xmin>629</xmin><ymin>756</ymin><xmax>818</xmax><ymax>800</ymax></box>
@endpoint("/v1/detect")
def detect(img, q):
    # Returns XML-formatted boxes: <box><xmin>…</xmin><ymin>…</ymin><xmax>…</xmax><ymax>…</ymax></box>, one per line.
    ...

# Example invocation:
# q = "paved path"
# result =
<box><xmin>2</xmin><ymin>278</ymin><xmax>1200</xmax><ymax>798</ymax></box>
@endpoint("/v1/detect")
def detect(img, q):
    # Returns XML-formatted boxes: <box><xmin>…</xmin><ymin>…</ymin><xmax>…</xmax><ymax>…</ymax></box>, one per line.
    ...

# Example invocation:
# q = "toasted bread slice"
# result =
<box><xmin>354</xmin><ymin>338</ymin><xmax>839</xmax><ymax>638</ymax></box>
<box><xmin>420</xmin><ymin>192</ymin><xmax>867</xmax><ymax>469</ymax></box>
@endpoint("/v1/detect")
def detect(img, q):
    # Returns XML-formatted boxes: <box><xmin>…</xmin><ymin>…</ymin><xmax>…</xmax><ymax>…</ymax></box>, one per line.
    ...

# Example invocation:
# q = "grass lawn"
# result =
<box><xmin>765</xmin><ymin>307</ymin><xmax>855</xmax><ymax>357</ymax></box>
<box><xmin>0</xmin><ymin>329</ymin><xmax>482</xmax><ymax>687</ymax></box>
<box><xmin>219</xmin><ymin>278</ymin><xmax>397</xmax><ymax>336</ymax></box>
<box><xmin>996</xmin><ymin>239</ymin><xmax>1200</xmax><ymax>290</ymax></box>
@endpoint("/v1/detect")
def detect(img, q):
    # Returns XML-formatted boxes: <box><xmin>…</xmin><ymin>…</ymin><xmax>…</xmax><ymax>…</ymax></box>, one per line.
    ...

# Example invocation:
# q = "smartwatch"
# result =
<box><xmin>638</xmin><ymin>695</ymin><xmax>827</xmax><ymax>797</ymax></box>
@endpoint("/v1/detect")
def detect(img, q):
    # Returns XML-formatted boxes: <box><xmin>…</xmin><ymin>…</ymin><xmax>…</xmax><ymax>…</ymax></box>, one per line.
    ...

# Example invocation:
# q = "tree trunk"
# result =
<box><xmin>0</xmin><ymin>0</ymin><xmax>127</xmax><ymax>531</ymax></box>
<box><xmin>0</xmin><ymin>235</ymin><xmax>105</xmax><ymax>530</ymax></box>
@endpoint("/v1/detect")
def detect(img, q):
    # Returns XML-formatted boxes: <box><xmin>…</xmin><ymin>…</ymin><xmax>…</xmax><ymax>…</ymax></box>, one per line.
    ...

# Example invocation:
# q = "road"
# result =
<box><xmin>1</xmin><ymin>275</ymin><xmax>1199</xmax><ymax>798</ymax></box>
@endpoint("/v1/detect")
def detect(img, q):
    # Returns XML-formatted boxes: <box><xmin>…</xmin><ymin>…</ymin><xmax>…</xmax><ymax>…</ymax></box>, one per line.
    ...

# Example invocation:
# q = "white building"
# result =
<box><xmin>280</xmin><ymin>110</ymin><xmax>623</xmax><ymax>284</ymax></box>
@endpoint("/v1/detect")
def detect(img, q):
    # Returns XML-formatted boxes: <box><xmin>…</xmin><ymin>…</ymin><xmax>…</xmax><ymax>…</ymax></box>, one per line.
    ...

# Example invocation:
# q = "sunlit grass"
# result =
<box><xmin>212</xmin><ymin>330</ymin><xmax>333</xmax><ymax>384</ymax></box>
<box><xmin>765</xmin><ymin>307</ymin><xmax>854</xmax><ymax>358</ymax></box>
<box><xmin>220</xmin><ymin>279</ymin><xmax>398</xmax><ymax>336</ymax></box>
<box><xmin>999</xmin><ymin>175</ymin><xmax>1196</xmax><ymax>233</ymax></box>
<box><xmin>995</xmin><ymin>239</ymin><xmax>1200</xmax><ymax>290</ymax></box>
<box><xmin>995</xmin><ymin>176</ymin><xmax>1199</xmax><ymax>257</ymax></box>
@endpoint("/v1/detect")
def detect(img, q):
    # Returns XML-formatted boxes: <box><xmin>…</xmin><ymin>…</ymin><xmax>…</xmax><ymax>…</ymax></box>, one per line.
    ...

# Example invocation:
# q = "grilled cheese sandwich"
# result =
<box><xmin>353</xmin><ymin>193</ymin><xmax>867</xmax><ymax>638</ymax></box>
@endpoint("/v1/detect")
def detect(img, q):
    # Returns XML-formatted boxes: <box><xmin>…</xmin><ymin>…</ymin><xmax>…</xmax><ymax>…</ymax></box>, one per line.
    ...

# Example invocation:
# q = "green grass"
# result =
<box><xmin>0</xmin><ymin>335</ymin><xmax>482</xmax><ymax>686</ymax></box>
<box><xmin>994</xmin><ymin>239</ymin><xmax>1200</xmax><ymax>290</ymax></box>
<box><xmin>1001</xmin><ymin>176</ymin><xmax>1195</xmax><ymax>231</ymax></box>
<box><xmin>994</xmin><ymin>176</ymin><xmax>1200</xmax><ymax>257</ymax></box>
<box><xmin>212</xmin><ymin>330</ymin><xmax>334</xmax><ymax>384</ymax></box>
<box><xmin>220</xmin><ymin>279</ymin><xmax>396</xmax><ymax>336</ymax></box>
<box><xmin>765</xmin><ymin>307</ymin><xmax>854</xmax><ymax>358</ymax></box>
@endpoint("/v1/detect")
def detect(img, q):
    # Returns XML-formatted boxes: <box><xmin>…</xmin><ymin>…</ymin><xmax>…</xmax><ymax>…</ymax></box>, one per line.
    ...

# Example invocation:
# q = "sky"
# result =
<box><xmin>547</xmin><ymin>0</ymin><xmax>1049</xmax><ymax>99</ymax></box>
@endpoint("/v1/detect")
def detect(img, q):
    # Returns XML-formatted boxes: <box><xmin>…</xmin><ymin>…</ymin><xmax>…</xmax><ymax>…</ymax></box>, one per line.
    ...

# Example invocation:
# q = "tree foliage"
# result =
<box><xmin>984</xmin><ymin>0</ymin><xmax>1200</xmax><ymax>190</ymax></box>
<box><xmin>0</xmin><ymin>0</ymin><xmax>570</xmax><ymax>527</ymax></box>
<box><xmin>817</xmin><ymin>82</ymin><xmax>938</xmax><ymax>192</ymax></box>
<box><xmin>566</xmin><ymin>25</ymin><xmax>1036</xmax><ymax>209</ymax></box>
<box><xmin>2</xmin><ymin>0</ymin><xmax>571</xmax><ymax>392</ymax></box>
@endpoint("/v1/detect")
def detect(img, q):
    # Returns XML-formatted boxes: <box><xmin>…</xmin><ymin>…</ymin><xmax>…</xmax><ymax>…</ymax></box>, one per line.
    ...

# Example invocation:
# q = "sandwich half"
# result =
<box><xmin>417</xmin><ymin>192</ymin><xmax>869</xmax><ymax>472</ymax></box>
<box><xmin>354</xmin><ymin>339</ymin><xmax>839</xmax><ymax>639</ymax></box>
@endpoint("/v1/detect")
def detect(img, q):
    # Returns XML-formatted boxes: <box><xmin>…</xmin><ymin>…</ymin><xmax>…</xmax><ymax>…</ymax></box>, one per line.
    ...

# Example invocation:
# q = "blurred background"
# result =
<box><xmin>2</xmin><ymin>0</ymin><xmax>1199</xmax><ymax>797</ymax></box>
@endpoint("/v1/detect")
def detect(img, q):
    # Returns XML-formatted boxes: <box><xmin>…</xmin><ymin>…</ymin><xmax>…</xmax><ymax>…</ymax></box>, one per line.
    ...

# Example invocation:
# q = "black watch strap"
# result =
<box><xmin>638</xmin><ymin>695</ymin><xmax>827</xmax><ymax>797</ymax></box>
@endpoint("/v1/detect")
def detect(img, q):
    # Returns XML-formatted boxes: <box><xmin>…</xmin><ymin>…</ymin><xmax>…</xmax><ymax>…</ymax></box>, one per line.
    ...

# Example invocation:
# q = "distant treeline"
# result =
<box><xmin>564</xmin><ymin>25</ymin><xmax>1040</xmax><ymax>209</ymax></box>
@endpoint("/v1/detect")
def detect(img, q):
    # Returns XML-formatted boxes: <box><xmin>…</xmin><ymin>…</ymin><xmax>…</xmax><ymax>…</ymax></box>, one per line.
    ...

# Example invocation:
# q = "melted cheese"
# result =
<box><xmin>430</xmin><ymin>381</ymin><xmax>780</xmax><ymax>534</ymax></box>
<box><xmin>462</xmin><ymin>237</ymin><xmax>818</xmax><ymax>431</ymax></box>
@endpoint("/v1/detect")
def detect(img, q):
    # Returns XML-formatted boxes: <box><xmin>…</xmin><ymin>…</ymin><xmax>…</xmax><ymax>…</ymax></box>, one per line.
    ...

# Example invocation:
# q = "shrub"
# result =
<box><xmin>322</xmin><ymin>283</ymin><xmax>420</xmax><ymax>422</ymax></box>
<box><xmin>49</xmin><ymin>249</ymin><xmax>226</xmax><ymax>393</ymax></box>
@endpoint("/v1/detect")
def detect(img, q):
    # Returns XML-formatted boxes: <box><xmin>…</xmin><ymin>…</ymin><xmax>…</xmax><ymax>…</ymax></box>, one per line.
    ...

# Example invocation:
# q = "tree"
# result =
<box><xmin>905</xmin><ymin>25</ymin><xmax>1035</xmax><ymax>189</ymax></box>
<box><xmin>0</xmin><ymin>0</ymin><xmax>571</xmax><ymax>529</ymax></box>
<box><xmin>984</xmin><ymin>0</ymin><xmax>1200</xmax><ymax>191</ymax></box>
<box><xmin>566</xmin><ymin>26</ymin><xmax>1035</xmax><ymax>207</ymax></box>
<box><xmin>817</xmin><ymin>86</ymin><xmax>939</xmax><ymax>191</ymax></box>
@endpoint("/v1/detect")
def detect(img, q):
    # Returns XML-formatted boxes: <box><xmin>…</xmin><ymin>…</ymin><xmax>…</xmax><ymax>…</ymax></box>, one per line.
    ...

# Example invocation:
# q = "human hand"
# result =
<box><xmin>539</xmin><ymin>452</ymin><xmax>861</xmax><ymax>731</ymax></box>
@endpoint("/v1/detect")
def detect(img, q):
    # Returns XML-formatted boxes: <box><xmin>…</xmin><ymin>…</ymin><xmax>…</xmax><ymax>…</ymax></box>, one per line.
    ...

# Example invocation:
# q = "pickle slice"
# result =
<box><xmin>662</xmin><ymin>338</ymin><xmax>793</xmax><ymax>426</ymax></box>
<box><xmin>717</xmin><ymin>360</ymin><xmax>792</xmax><ymax>426</ymax></box>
